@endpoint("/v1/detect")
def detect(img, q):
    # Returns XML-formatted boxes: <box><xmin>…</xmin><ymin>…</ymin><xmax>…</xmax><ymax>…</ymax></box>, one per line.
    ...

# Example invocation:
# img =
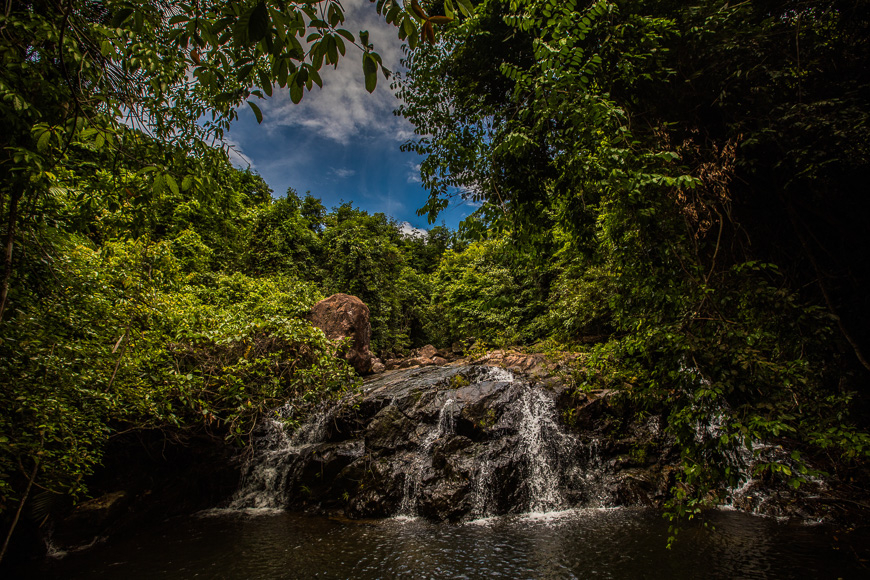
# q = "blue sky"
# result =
<box><xmin>223</xmin><ymin>0</ymin><xmax>474</xmax><ymax>232</ymax></box>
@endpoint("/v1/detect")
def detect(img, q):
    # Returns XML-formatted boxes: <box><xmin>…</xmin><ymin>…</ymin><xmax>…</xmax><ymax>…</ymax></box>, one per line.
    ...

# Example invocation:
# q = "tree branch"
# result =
<box><xmin>0</xmin><ymin>457</ymin><xmax>40</xmax><ymax>565</ymax></box>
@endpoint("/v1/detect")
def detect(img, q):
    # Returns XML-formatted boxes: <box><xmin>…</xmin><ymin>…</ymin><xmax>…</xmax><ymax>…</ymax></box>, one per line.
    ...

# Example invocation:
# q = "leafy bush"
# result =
<box><xmin>431</xmin><ymin>237</ymin><xmax>547</xmax><ymax>345</ymax></box>
<box><xmin>0</xmin><ymin>234</ymin><xmax>356</xmax><ymax>516</ymax></box>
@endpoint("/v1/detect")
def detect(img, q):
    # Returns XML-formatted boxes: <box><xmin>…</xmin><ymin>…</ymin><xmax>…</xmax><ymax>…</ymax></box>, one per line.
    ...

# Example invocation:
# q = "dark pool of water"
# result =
<box><xmin>15</xmin><ymin>508</ymin><xmax>868</xmax><ymax>579</ymax></box>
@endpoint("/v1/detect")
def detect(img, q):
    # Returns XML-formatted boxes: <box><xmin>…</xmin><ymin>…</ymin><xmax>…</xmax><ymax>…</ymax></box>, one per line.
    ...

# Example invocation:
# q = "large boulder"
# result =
<box><xmin>310</xmin><ymin>293</ymin><xmax>374</xmax><ymax>374</ymax></box>
<box><xmin>418</xmin><ymin>344</ymin><xmax>438</xmax><ymax>359</ymax></box>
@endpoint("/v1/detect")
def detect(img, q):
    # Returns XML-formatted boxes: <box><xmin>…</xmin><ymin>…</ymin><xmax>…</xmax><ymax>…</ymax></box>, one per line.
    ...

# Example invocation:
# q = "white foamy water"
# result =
<box><xmin>518</xmin><ymin>387</ymin><xmax>575</xmax><ymax>513</ymax></box>
<box><xmin>476</xmin><ymin>365</ymin><xmax>515</xmax><ymax>383</ymax></box>
<box><xmin>230</xmin><ymin>405</ymin><xmax>334</xmax><ymax>510</ymax></box>
<box><xmin>398</xmin><ymin>398</ymin><xmax>457</xmax><ymax>516</ymax></box>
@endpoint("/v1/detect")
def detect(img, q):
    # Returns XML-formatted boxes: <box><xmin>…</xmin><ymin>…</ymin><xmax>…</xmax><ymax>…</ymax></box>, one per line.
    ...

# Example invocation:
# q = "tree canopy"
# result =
<box><xmin>2</xmin><ymin>0</ymin><xmax>869</xmax><ymax>562</ymax></box>
<box><xmin>0</xmin><ymin>0</ymin><xmax>471</xmax><ymax>558</ymax></box>
<box><xmin>397</xmin><ymin>0</ymin><xmax>870</xmax><ymax>525</ymax></box>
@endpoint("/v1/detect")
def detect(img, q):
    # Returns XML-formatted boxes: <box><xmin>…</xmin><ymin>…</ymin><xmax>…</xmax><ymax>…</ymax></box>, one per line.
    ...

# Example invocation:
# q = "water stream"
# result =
<box><xmin>230</xmin><ymin>365</ymin><xmax>595</xmax><ymax>519</ymax></box>
<box><xmin>13</xmin><ymin>365</ymin><xmax>866</xmax><ymax>577</ymax></box>
<box><xmin>518</xmin><ymin>387</ymin><xmax>573</xmax><ymax>513</ymax></box>
<box><xmin>398</xmin><ymin>397</ymin><xmax>457</xmax><ymax>516</ymax></box>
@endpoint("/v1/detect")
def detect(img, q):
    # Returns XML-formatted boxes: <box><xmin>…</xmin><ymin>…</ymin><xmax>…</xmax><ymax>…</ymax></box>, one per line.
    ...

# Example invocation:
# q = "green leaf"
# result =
<box><xmin>336</xmin><ymin>28</ymin><xmax>355</xmax><ymax>43</ymax></box>
<box><xmin>277</xmin><ymin>59</ymin><xmax>289</xmax><ymax>86</ymax></box>
<box><xmin>259</xmin><ymin>69</ymin><xmax>273</xmax><ymax>97</ymax></box>
<box><xmin>326</xmin><ymin>36</ymin><xmax>338</xmax><ymax>64</ymax></box>
<box><xmin>363</xmin><ymin>53</ymin><xmax>378</xmax><ymax>93</ymax></box>
<box><xmin>456</xmin><ymin>0</ymin><xmax>473</xmax><ymax>17</ymax></box>
<box><xmin>444</xmin><ymin>0</ymin><xmax>455</xmax><ymax>19</ymax></box>
<box><xmin>402</xmin><ymin>16</ymin><xmax>416</xmax><ymax>39</ymax></box>
<box><xmin>36</xmin><ymin>129</ymin><xmax>52</xmax><ymax>153</ymax></box>
<box><xmin>165</xmin><ymin>174</ymin><xmax>180</xmax><ymax>196</ymax></box>
<box><xmin>309</xmin><ymin>68</ymin><xmax>323</xmax><ymax>88</ymax></box>
<box><xmin>248</xmin><ymin>2</ymin><xmax>270</xmax><ymax>43</ymax></box>
<box><xmin>310</xmin><ymin>42</ymin><xmax>325</xmax><ymax>70</ymax></box>
<box><xmin>213</xmin><ymin>16</ymin><xmax>235</xmax><ymax>35</ymax></box>
<box><xmin>237</xmin><ymin>63</ymin><xmax>255</xmax><ymax>81</ymax></box>
<box><xmin>234</xmin><ymin>10</ymin><xmax>250</xmax><ymax>46</ymax></box>
<box><xmin>153</xmin><ymin>174</ymin><xmax>165</xmax><ymax>197</ymax></box>
<box><xmin>215</xmin><ymin>91</ymin><xmax>238</xmax><ymax>104</ymax></box>
<box><xmin>290</xmin><ymin>80</ymin><xmax>304</xmax><ymax>104</ymax></box>
<box><xmin>248</xmin><ymin>101</ymin><xmax>263</xmax><ymax>124</ymax></box>
<box><xmin>112</xmin><ymin>8</ymin><xmax>135</xmax><ymax>27</ymax></box>
<box><xmin>287</xmin><ymin>35</ymin><xmax>304</xmax><ymax>60</ymax></box>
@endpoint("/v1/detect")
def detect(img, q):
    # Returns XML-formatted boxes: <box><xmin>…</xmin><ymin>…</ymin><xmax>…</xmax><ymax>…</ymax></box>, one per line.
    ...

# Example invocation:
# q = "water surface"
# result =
<box><xmin>18</xmin><ymin>508</ymin><xmax>866</xmax><ymax>579</ymax></box>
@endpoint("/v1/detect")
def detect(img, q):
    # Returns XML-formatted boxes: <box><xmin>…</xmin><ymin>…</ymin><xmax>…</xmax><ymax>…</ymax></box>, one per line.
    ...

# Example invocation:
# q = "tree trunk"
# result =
<box><xmin>0</xmin><ymin>189</ymin><xmax>20</xmax><ymax>324</ymax></box>
<box><xmin>0</xmin><ymin>458</ymin><xmax>40</xmax><ymax>566</ymax></box>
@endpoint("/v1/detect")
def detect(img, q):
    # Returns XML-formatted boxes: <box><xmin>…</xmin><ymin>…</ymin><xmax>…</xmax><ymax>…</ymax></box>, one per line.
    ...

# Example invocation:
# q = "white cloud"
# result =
<box><xmin>331</xmin><ymin>167</ymin><xmax>357</xmax><ymax>179</ymax></box>
<box><xmin>400</xmin><ymin>221</ymin><xmax>427</xmax><ymax>238</ymax></box>
<box><xmin>406</xmin><ymin>162</ymin><xmax>422</xmax><ymax>183</ymax></box>
<box><xmin>259</xmin><ymin>0</ymin><xmax>413</xmax><ymax>145</ymax></box>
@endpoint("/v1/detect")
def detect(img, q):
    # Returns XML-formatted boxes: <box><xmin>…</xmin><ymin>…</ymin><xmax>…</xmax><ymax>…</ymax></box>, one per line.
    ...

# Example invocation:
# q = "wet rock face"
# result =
<box><xmin>310</xmin><ymin>293</ymin><xmax>373</xmax><ymax>374</ymax></box>
<box><xmin>233</xmin><ymin>365</ymin><xmax>676</xmax><ymax>521</ymax></box>
<box><xmin>53</xmin><ymin>491</ymin><xmax>131</xmax><ymax>544</ymax></box>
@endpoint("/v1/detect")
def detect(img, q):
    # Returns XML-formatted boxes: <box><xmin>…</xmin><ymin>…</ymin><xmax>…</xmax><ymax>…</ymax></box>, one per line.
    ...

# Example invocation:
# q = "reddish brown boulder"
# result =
<box><xmin>418</xmin><ymin>344</ymin><xmax>438</xmax><ymax>359</ymax></box>
<box><xmin>310</xmin><ymin>293</ymin><xmax>374</xmax><ymax>374</ymax></box>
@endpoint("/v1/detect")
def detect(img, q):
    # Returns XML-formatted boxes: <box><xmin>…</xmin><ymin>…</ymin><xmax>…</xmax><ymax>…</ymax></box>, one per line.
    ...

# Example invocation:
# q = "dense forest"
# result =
<box><xmin>2</xmin><ymin>0</ymin><xmax>868</xmax><ymax>562</ymax></box>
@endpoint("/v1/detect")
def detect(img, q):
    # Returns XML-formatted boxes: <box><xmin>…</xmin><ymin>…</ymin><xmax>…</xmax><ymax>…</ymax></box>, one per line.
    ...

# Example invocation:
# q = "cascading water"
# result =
<box><xmin>230</xmin><ymin>418</ymin><xmax>294</xmax><ymax>509</ymax></box>
<box><xmin>227</xmin><ymin>364</ymin><xmax>666</xmax><ymax>521</ymax></box>
<box><xmin>397</xmin><ymin>397</ymin><xmax>457</xmax><ymax>516</ymax></box>
<box><xmin>28</xmin><ymin>367</ymin><xmax>849</xmax><ymax>580</ymax></box>
<box><xmin>575</xmin><ymin>437</ymin><xmax>610</xmax><ymax>506</ymax></box>
<box><xmin>721</xmin><ymin>440</ymin><xmax>829</xmax><ymax>518</ymax></box>
<box><xmin>230</xmin><ymin>403</ymin><xmax>336</xmax><ymax>509</ymax></box>
<box><xmin>689</xmin><ymin>390</ymin><xmax>829</xmax><ymax>519</ymax></box>
<box><xmin>517</xmin><ymin>388</ymin><xmax>575</xmax><ymax>513</ymax></box>
<box><xmin>470</xmin><ymin>461</ymin><xmax>494</xmax><ymax>518</ymax></box>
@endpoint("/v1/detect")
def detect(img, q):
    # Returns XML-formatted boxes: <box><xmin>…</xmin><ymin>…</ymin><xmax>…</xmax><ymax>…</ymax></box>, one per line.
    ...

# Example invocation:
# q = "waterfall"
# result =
<box><xmin>577</xmin><ymin>437</ymin><xmax>610</xmax><ymax>506</ymax></box>
<box><xmin>517</xmin><ymin>387</ymin><xmax>575</xmax><ymax>513</ymax></box>
<box><xmin>689</xmin><ymin>395</ymin><xmax>828</xmax><ymax>518</ymax></box>
<box><xmin>398</xmin><ymin>398</ymin><xmax>457</xmax><ymax>516</ymax></box>
<box><xmin>475</xmin><ymin>365</ymin><xmax>515</xmax><ymax>383</ymax></box>
<box><xmin>228</xmin><ymin>365</ymin><xmax>643</xmax><ymax>521</ymax></box>
<box><xmin>289</xmin><ymin>405</ymin><xmax>335</xmax><ymax>447</ymax></box>
<box><xmin>230</xmin><ymin>404</ymin><xmax>332</xmax><ymax>509</ymax></box>
<box><xmin>471</xmin><ymin>460</ymin><xmax>494</xmax><ymax>518</ymax></box>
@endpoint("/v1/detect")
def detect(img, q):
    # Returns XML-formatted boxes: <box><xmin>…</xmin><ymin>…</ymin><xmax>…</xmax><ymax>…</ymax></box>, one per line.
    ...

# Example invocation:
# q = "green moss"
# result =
<box><xmin>477</xmin><ymin>408</ymin><xmax>497</xmax><ymax>429</ymax></box>
<box><xmin>449</xmin><ymin>374</ymin><xmax>471</xmax><ymax>389</ymax></box>
<box><xmin>629</xmin><ymin>447</ymin><xmax>648</xmax><ymax>465</ymax></box>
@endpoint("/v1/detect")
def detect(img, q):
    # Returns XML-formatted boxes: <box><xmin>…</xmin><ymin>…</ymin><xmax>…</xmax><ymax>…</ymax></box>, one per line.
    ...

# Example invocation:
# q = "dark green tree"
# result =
<box><xmin>398</xmin><ymin>0</ymin><xmax>870</xmax><ymax>523</ymax></box>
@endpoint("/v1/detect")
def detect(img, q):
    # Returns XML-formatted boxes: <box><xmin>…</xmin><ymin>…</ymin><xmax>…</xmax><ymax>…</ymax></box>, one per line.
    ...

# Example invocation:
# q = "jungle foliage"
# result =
<box><xmin>397</xmin><ymin>0</ymin><xmax>870</xmax><ymax>523</ymax></box>
<box><xmin>0</xmin><ymin>0</ymin><xmax>470</xmax><ymax>558</ymax></box>
<box><xmin>0</xmin><ymin>141</ymin><xmax>457</xmax><ymax>558</ymax></box>
<box><xmin>2</xmin><ymin>0</ymin><xmax>869</xmax><ymax>561</ymax></box>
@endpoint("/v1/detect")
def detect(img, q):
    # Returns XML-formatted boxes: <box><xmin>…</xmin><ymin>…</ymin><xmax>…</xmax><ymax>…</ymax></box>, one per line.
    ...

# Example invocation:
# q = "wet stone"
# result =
<box><xmin>229</xmin><ymin>363</ymin><xmax>810</xmax><ymax>523</ymax></box>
